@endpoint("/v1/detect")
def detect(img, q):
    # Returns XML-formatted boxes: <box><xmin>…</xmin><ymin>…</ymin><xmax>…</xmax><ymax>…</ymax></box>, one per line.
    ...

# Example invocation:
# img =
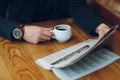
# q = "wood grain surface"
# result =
<box><xmin>0</xmin><ymin>18</ymin><xmax>120</xmax><ymax>80</ymax></box>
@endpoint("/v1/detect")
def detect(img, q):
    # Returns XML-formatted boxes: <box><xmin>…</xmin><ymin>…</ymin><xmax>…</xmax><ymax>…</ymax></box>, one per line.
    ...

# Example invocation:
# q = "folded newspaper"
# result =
<box><xmin>35</xmin><ymin>25</ymin><xmax>120</xmax><ymax>80</ymax></box>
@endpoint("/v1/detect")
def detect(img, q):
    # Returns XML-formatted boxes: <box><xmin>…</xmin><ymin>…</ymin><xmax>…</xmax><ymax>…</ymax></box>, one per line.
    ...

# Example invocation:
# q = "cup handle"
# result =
<box><xmin>50</xmin><ymin>30</ymin><xmax>55</xmax><ymax>39</ymax></box>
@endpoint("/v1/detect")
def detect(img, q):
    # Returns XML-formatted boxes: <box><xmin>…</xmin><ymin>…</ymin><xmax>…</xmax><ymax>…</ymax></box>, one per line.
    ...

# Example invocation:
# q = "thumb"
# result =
<box><xmin>97</xmin><ymin>30</ymin><xmax>105</xmax><ymax>40</ymax></box>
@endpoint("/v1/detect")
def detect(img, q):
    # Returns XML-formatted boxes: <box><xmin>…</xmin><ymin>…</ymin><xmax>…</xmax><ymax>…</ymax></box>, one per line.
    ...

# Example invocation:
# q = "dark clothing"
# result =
<box><xmin>0</xmin><ymin>0</ymin><xmax>104</xmax><ymax>41</ymax></box>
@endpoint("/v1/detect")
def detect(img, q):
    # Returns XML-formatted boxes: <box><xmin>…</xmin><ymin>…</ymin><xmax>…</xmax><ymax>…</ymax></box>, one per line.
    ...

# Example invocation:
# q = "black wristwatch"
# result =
<box><xmin>12</xmin><ymin>24</ymin><xmax>24</xmax><ymax>40</ymax></box>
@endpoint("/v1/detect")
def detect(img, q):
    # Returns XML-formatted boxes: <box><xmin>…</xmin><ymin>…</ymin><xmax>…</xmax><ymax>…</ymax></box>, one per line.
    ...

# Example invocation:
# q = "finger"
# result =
<box><xmin>39</xmin><ymin>34</ymin><xmax>52</xmax><ymax>41</ymax></box>
<box><xmin>42</xmin><ymin>27</ymin><xmax>53</xmax><ymax>31</ymax></box>
<box><xmin>42</xmin><ymin>30</ymin><xmax>53</xmax><ymax>37</ymax></box>
<box><xmin>97</xmin><ymin>30</ymin><xmax>105</xmax><ymax>40</ymax></box>
<box><xmin>39</xmin><ymin>38</ymin><xmax>46</xmax><ymax>42</ymax></box>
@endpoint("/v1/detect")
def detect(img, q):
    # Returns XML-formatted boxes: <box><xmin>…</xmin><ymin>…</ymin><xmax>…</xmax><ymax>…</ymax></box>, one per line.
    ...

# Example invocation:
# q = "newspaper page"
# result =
<box><xmin>52</xmin><ymin>48</ymin><xmax>120</xmax><ymax>80</ymax></box>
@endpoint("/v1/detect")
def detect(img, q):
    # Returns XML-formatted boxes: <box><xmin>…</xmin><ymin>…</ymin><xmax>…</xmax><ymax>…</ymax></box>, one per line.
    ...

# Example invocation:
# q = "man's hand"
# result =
<box><xmin>95</xmin><ymin>23</ymin><xmax>117</xmax><ymax>46</ymax></box>
<box><xmin>23</xmin><ymin>25</ymin><xmax>53</xmax><ymax>44</ymax></box>
<box><xmin>96</xmin><ymin>23</ymin><xmax>110</xmax><ymax>40</ymax></box>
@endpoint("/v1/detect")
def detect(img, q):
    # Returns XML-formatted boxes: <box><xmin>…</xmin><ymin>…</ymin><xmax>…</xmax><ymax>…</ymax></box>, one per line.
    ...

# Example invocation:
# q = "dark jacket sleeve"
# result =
<box><xmin>0</xmin><ymin>0</ymin><xmax>19</xmax><ymax>41</ymax></box>
<box><xmin>0</xmin><ymin>17</ymin><xmax>19</xmax><ymax>41</ymax></box>
<box><xmin>68</xmin><ymin>0</ymin><xmax>105</xmax><ymax>36</ymax></box>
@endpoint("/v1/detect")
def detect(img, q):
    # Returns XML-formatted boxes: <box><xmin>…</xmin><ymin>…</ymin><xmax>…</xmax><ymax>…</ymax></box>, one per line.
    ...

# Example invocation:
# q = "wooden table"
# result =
<box><xmin>0</xmin><ymin>18</ymin><xmax>120</xmax><ymax>80</ymax></box>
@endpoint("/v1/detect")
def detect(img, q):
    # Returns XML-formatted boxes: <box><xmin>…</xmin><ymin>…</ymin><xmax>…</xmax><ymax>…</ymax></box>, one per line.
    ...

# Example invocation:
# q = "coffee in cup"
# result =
<box><xmin>51</xmin><ymin>24</ymin><xmax>72</xmax><ymax>42</ymax></box>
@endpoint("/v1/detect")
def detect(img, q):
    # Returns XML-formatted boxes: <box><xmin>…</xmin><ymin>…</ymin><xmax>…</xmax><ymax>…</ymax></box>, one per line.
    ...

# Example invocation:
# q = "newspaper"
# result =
<box><xmin>35</xmin><ymin>25</ymin><xmax>120</xmax><ymax>80</ymax></box>
<box><xmin>52</xmin><ymin>48</ymin><xmax>120</xmax><ymax>80</ymax></box>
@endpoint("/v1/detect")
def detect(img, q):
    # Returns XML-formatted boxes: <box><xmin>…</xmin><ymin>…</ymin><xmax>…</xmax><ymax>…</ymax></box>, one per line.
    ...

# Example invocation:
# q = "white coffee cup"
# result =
<box><xmin>51</xmin><ymin>24</ymin><xmax>72</xmax><ymax>42</ymax></box>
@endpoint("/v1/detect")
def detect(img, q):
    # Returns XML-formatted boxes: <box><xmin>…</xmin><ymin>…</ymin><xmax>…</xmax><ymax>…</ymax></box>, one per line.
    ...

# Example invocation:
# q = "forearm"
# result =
<box><xmin>0</xmin><ymin>17</ymin><xmax>19</xmax><ymax>41</ymax></box>
<box><xmin>68</xmin><ymin>0</ymin><xmax>105</xmax><ymax>36</ymax></box>
<box><xmin>71</xmin><ymin>7</ymin><xmax>104</xmax><ymax>35</ymax></box>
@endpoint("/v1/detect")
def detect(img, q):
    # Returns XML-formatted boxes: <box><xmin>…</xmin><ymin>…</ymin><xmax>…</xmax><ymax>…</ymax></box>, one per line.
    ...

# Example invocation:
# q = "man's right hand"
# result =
<box><xmin>22</xmin><ymin>25</ymin><xmax>53</xmax><ymax>44</ymax></box>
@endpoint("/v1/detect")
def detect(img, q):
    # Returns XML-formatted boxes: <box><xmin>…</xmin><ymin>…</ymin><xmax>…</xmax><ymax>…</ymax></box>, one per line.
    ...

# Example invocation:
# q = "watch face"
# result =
<box><xmin>13</xmin><ymin>28</ymin><xmax>23</xmax><ymax>39</ymax></box>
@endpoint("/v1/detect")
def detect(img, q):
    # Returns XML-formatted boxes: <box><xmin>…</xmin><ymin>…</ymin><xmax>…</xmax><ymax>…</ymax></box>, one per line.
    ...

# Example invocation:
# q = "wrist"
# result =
<box><xmin>12</xmin><ymin>24</ymin><xmax>25</xmax><ymax>40</ymax></box>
